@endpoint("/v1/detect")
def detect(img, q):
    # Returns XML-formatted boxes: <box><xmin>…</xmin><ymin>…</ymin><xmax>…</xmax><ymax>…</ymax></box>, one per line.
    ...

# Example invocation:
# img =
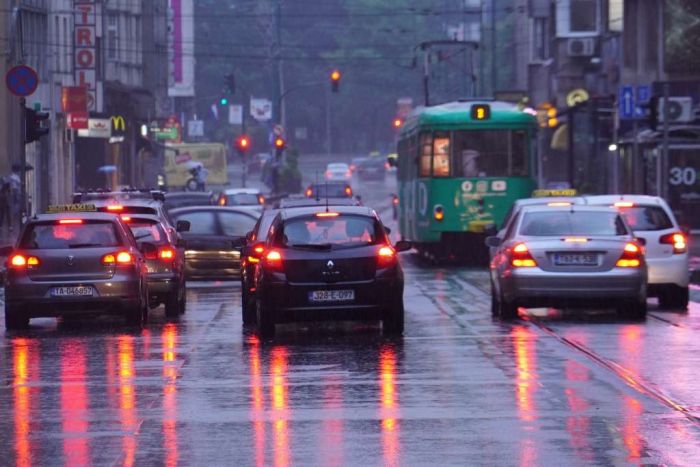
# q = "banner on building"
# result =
<box><xmin>250</xmin><ymin>98</ymin><xmax>272</xmax><ymax>122</ymax></box>
<box><xmin>168</xmin><ymin>0</ymin><xmax>195</xmax><ymax>97</ymax></box>
<box><xmin>62</xmin><ymin>86</ymin><xmax>89</xmax><ymax>129</ymax></box>
<box><xmin>74</xmin><ymin>0</ymin><xmax>103</xmax><ymax>112</ymax></box>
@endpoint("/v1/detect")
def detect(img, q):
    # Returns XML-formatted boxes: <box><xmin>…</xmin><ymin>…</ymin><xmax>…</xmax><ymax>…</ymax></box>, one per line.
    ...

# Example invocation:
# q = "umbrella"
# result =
<box><xmin>97</xmin><ymin>165</ymin><xmax>118</xmax><ymax>173</ymax></box>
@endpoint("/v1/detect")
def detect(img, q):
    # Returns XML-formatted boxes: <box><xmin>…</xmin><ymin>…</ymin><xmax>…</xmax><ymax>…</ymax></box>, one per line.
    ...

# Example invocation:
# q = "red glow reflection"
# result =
<box><xmin>619</xmin><ymin>325</ymin><xmax>644</xmax><ymax>461</ymax></box>
<box><xmin>380</xmin><ymin>345</ymin><xmax>400</xmax><ymax>467</ymax></box>
<box><xmin>162</xmin><ymin>323</ymin><xmax>179</xmax><ymax>467</ymax></box>
<box><xmin>118</xmin><ymin>335</ymin><xmax>137</xmax><ymax>466</ymax></box>
<box><xmin>564</xmin><ymin>360</ymin><xmax>592</xmax><ymax>461</ymax></box>
<box><xmin>61</xmin><ymin>340</ymin><xmax>90</xmax><ymax>465</ymax></box>
<box><xmin>13</xmin><ymin>338</ymin><xmax>38</xmax><ymax>467</ymax></box>
<box><xmin>249</xmin><ymin>335</ymin><xmax>265</xmax><ymax>467</ymax></box>
<box><xmin>321</xmin><ymin>374</ymin><xmax>344</xmax><ymax>466</ymax></box>
<box><xmin>271</xmin><ymin>346</ymin><xmax>290</xmax><ymax>467</ymax></box>
<box><xmin>512</xmin><ymin>326</ymin><xmax>537</xmax><ymax>423</ymax></box>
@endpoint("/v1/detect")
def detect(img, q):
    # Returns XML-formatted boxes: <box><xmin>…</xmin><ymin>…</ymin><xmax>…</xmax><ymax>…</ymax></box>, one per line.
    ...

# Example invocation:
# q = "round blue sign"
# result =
<box><xmin>5</xmin><ymin>65</ymin><xmax>39</xmax><ymax>97</ymax></box>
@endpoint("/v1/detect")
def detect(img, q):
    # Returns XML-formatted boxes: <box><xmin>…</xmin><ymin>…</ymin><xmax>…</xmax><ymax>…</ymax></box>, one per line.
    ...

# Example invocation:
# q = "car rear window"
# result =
<box><xmin>20</xmin><ymin>221</ymin><xmax>121</xmax><ymax>249</ymax></box>
<box><xmin>519</xmin><ymin>211</ymin><xmax>628</xmax><ymax>236</ymax></box>
<box><xmin>617</xmin><ymin>206</ymin><xmax>673</xmax><ymax>231</ymax></box>
<box><xmin>279</xmin><ymin>215</ymin><xmax>382</xmax><ymax>248</ymax></box>
<box><xmin>309</xmin><ymin>184</ymin><xmax>350</xmax><ymax>198</ymax></box>
<box><xmin>227</xmin><ymin>193</ymin><xmax>260</xmax><ymax>205</ymax></box>
<box><xmin>128</xmin><ymin>220</ymin><xmax>167</xmax><ymax>243</ymax></box>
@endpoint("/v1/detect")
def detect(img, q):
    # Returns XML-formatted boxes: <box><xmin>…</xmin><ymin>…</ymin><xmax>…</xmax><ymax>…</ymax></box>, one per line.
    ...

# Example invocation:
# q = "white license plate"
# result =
<box><xmin>554</xmin><ymin>253</ymin><xmax>598</xmax><ymax>266</ymax></box>
<box><xmin>308</xmin><ymin>289</ymin><xmax>355</xmax><ymax>303</ymax></box>
<box><xmin>50</xmin><ymin>286</ymin><xmax>94</xmax><ymax>297</ymax></box>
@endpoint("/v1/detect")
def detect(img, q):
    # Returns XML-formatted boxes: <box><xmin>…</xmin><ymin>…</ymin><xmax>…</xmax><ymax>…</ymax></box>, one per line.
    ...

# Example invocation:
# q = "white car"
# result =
<box><xmin>219</xmin><ymin>188</ymin><xmax>265</xmax><ymax>207</ymax></box>
<box><xmin>585</xmin><ymin>195</ymin><xmax>689</xmax><ymax>309</ymax></box>
<box><xmin>325</xmin><ymin>163</ymin><xmax>352</xmax><ymax>182</ymax></box>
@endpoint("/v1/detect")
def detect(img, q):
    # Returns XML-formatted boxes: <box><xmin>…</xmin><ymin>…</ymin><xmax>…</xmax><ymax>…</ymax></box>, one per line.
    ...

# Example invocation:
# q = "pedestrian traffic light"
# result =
<box><xmin>236</xmin><ymin>134</ymin><xmax>251</xmax><ymax>152</ymax></box>
<box><xmin>24</xmin><ymin>107</ymin><xmax>49</xmax><ymax>144</ymax></box>
<box><xmin>274</xmin><ymin>136</ymin><xmax>286</xmax><ymax>157</ymax></box>
<box><xmin>330</xmin><ymin>70</ymin><xmax>341</xmax><ymax>93</ymax></box>
<box><xmin>220</xmin><ymin>97</ymin><xmax>229</xmax><ymax>106</ymax></box>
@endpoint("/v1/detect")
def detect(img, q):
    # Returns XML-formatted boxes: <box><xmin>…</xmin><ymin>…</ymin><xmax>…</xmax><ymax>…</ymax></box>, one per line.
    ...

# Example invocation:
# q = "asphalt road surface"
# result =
<box><xmin>2</xmin><ymin>172</ymin><xmax>700</xmax><ymax>466</ymax></box>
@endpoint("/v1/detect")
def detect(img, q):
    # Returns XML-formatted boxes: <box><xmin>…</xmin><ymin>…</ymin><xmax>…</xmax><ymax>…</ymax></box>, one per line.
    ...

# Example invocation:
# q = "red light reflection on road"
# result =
<box><xmin>618</xmin><ymin>325</ymin><xmax>645</xmax><ymax>461</ymax></box>
<box><xmin>564</xmin><ymin>360</ymin><xmax>592</xmax><ymax>462</ymax></box>
<box><xmin>321</xmin><ymin>374</ymin><xmax>344</xmax><ymax>466</ymax></box>
<box><xmin>512</xmin><ymin>326</ymin><xmax>537</xmax><ymax>423</ymax></box>
<box><xmin>13</xmin><ymin>338</ymin><xmax>38</xmax><ymax>467</ymax></box>
<box><xmin>379</xmin><ymin>345</ymin><xmax>400</xmax><ymax>467</ymax></box>
<box><xmin>248</xmin><ymin>335</ymin><xmax>266</xmax><ymax>467</ymax></box>
<box><xmin>162</xmin><ymin>324</ymin><xmax>179</xmax><ymax>467</ymax></box>
<box><xmin>271</xmin><ymin>346</ymin><xmax>290</xmax><ymax>467</ymax></box>
<box><xmin>118</xmin><ymin>335</ymin><xmax>138</xmax><ymax>466</ymax></box>
<box><xmin>60</xmin><ymin>340</ymin><xmax>90</xmax><ymax>465</ymax></box>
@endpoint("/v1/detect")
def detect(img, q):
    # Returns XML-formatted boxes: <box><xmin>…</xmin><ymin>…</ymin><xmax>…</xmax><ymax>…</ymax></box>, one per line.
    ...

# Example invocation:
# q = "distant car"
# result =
<box><xmin>168</xmin><ymin>206</ymin><xmax>258</xmax><ymax>279</ymax></box>
<box><xmin>3</xmin><ymin>209</ymin><xmax>150</xmax><ymax>329</ymax></box>
<box><xmin>349</xmin><ymin>157</ymin><xmax>367</xmax><ymax>173</ymax></box>
<box><xmin>325</xmin><ymin>163</ymin><xmax>352</xmax><ymax>182</ymax></box>
<box><xmin>163</xmin><ymin>191</ymin><xmax>215</xmax><ymax>212</ymax></box>
<box><xmin>585</xmin><ymin>195</ymin><xmax>689</xmax><ymax>309</ymax></box>
<box><xmin>487</xmin><ymin>205</ymin><xmax>647</xmax><ymax>320</ymax></box>
<box><xmin>251</xmin><ymin>205</ymin><xmax>411</xmax><ymax>339</ymax></box>
<box><xmin>218</xmin><ymin>188</ymin><xmax>265</xmax><ymax>207</ymax></box>
<box><xmin>122</xmin><ymin>213</ymin><xmax>188</xmax><ymax>318</ymax></box>
<box><xmin>280</xmin><ymin>196</ymin><xmax>360</xmax><ymax>209</ymax></box>
<box><xmin>356</xmin><ymin>158</ymin><xmax>387</xmax><ymax>181</ymax></box>
<box><xmin>305</xmin><ymin>182</ymin><xmax>353</xmax><ymax>199</ymax></box>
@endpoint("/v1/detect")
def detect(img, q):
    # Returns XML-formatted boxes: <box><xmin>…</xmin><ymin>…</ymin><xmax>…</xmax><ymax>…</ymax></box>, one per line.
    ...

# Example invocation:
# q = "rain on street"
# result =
<box><xmin>2</xmin><ymin>176</ymin><xmax>700</xmax><ymax>466</ymax></box>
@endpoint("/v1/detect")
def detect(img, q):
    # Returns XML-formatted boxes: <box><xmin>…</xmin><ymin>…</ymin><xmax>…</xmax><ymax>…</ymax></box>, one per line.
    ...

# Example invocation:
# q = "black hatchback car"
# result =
<box><xmin>250</xmin><ymin>205</ymin><xmax>410</xmax><ymax>339</ymax></box>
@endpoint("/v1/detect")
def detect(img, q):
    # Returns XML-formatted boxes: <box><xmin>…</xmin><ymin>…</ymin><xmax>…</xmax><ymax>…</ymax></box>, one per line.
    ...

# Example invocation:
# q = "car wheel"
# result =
<box><xmin>179</xmin><ymin>283</ymin><xmax>187</xmax><ymax>314</ymax></box>
<box><xmin>4</xmin><ymin>304</ymin><xmax>29</xmax><ymax>330</ymax></box>
<box><xmin>490</xmin><ymin>283</ymin><xmax>499</xmax><ymax>317</ymax></box>
<box><xmin>382</xmin><ymin>296</ymin><xmax>404</xmax><ymax>336</ymax></box>
<box><xmin>498</xmin><ymin>292</ymin><xmax>519</xmax><ymax>320</ymax></box>
<box><xmin>658</xmin><ymin>285</ymin><xmax>689</xmax><ymax>310</ymax></box>
<box><xmin>256</xmin><ymin>299</ymin><xmax>275</xmax><ymax>339</ymax></box>
<box><xmin>617</xmin><ymin>299</ymin><xmax>647</xmax><ymax>321</ymax></box>
<box><xmin>165</xmin><ymin>290</ymin><xmax>180</xmax><ymax>318</ymax></box>
<box><xmin>125</xmin><ymin>301</ymin><xmax>144</xmax><ymax>326</ymax></box>
<box><xmin>242</xmin><ymin>287</ymin><xmax>256</xmax><ymax>325</ymax></box>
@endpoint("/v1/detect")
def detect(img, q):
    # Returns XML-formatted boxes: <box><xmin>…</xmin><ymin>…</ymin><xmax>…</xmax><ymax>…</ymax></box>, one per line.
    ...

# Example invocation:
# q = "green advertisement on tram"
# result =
<box><xmin>396</xmin><ymin>100</ymin><xmax>538</xmax><ymax>263</ymax></box>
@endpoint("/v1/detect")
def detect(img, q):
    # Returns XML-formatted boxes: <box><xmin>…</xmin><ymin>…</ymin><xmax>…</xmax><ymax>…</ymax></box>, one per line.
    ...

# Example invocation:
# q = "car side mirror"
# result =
<box><xmin>394</xmin><ymin>240</ymin><xmax>412</xmax><ymax>252</ymax></box>
<box><xmin>0</xmin><ymin>245</ymin><xmax>13</xmax><ymax>257</ymax></box>
<box><xmin>485</xmin><ymin>236</ymin><xmax>502</xmax><ymax>248</ymax></box>
<box><xmin>176</xmin><ymin>220</ymin><xmax>190</xmax><ymax>233</ymax></box>
<box><xmin>384</xmin><ymin>226</ymin><xmax>392</xmax><ymax>235</ymax></box>
<box><xmin>139</xmin><ymin>242</ymin><xmax>158</xmax><ymax>256</ymax></box>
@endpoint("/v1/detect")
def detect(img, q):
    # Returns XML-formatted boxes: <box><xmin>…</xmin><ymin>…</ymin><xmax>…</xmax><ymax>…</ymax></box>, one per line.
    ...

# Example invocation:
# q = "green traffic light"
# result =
<box><xmin>220</xmin><ymin>97</ymin><xmax>229</xmax><ymax>105</ymax></box>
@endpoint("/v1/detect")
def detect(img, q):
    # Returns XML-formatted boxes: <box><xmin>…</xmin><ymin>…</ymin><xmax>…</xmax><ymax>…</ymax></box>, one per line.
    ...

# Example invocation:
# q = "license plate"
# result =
<box><xmin>50</xmin><ymin>286</ymin><xmax>94</xmax><ymax>297</ymax></box>
<box><xmin>553</xmin><ymin>253</ymin><xmax>598</xmax><ymax>266</ymax></box>
<box><xmin>308</xmin><ymin>289</ymin><xmax>355</xmax><ymax>303</ymax></box>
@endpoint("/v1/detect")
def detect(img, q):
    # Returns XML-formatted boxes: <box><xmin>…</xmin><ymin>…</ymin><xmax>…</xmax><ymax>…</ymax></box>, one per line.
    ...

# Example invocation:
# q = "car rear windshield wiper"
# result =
<box><xmin>68</xmin><ymin>243</ymin><xmax>104</xmax><ymax>248</ymax></box>
<box><xmin>290</xmin><ymin>243</ymin><xmax>333</xmax><ymax>250</ymax></box>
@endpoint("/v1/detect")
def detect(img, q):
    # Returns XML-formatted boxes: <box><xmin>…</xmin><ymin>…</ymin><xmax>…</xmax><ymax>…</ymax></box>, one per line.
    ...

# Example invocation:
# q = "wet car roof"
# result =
<box><xmin>32</xmin><ymin>212</ymin><xmax>122</xmax><ymax>222</ymax></box>
<box><xmin>584</xmin><ymin>194</ymin><xmax>666</xmax><ymax>206</ymax></box>
<box><xmin>280</xmin><ymin>205</ymin><xmax>375</xmax><ymax>220</ymax></box>
<box><xmin>91</xmin><ymin>198</ymin><xmax>162</xmax><ymax>207</ymax></box>
<box><xmin>168</xmin><ymin>206</ymin><xmax>259</xmax><ymax>217</ymax></box>
<box><xmin>518</xmin><ymin>205</ymin><xmax>617</xmax><ymax>214</ymax></box>
<box><xmin>515</xmin><ymin>196</ymin><xmax>586</xmax><ymax>207</ymax></box>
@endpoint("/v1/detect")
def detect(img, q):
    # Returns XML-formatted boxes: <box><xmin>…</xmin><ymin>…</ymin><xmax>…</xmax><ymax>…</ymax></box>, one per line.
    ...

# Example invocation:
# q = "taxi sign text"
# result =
<box><xmin>47</xmin><ymin>204</ymin><xmax>97</xmax><ymax>213</ymax></box>
<box><xmin>532</xmin><ymin>189</ymin><xmax>578</xmax><ymax>198</ymax></box>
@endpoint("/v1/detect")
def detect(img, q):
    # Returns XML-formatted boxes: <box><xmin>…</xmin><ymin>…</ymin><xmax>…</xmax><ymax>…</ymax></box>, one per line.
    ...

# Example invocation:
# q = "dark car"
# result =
<box><xmin>91</xmin><ymin>198</ymin><xmax>172</xmax><ymax>228</ymax></box>
<box><xmin>250</xmin><ymin>205</ymin><xmax>410</xmax><ymax>339</ymax></box>
<box><xmin>168</xmin><ymin>206</ymin><xmax>258</xmax><ymax>279</ymax></box>
<box><xmin>163</xmin><ymin>191</ymin><xmax>215</xmax><ymax>212</ymax></box>
<box><xmin>305</xmin><ymin>182</ymin><xmax>353</xmax><ymax>199</ymax></box>
<box><xmin>356</xmin><ymin>157</ymin><xmax>386</xmax><ymax>181</ymax></box>
<box><xmin>3</xmin><ymin>209</ymin><xmax>150</xmax><ymax>329</ymax></box>
<box><xmin>122</xmin><ymin>214</ymin><xmax>188</xmax><ymax>318</ymax></box>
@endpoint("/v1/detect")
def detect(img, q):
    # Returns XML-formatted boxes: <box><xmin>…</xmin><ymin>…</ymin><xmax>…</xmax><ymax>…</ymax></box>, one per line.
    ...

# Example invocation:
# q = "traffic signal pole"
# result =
<box><xmin>19</xmin><ymin>97</ymin><xmax>27</xmax><ymax>224</ymax></box>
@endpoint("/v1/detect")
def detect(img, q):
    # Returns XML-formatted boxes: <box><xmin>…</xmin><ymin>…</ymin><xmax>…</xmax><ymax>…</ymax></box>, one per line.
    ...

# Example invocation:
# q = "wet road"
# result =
<box><xmin>2</xmin><ymin>175</ymin><xmax>700</xmax><ymax>466</ymax></box>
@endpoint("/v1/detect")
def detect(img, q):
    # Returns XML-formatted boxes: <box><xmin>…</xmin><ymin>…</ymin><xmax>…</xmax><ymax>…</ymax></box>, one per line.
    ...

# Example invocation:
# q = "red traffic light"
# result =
<box><xmin>274</xmin><ymin>137</ymin><xmax>286</xmax><ymax>149</ymax></box>
<box><xmin>393</xmin><ymin>118</ymin><xmax>403</xmax><ymax>129</ymax></box>
<box><xmin>236</xmin><ymin>135</ymin><xmax>250</xmax><ymax>151</ymax></box>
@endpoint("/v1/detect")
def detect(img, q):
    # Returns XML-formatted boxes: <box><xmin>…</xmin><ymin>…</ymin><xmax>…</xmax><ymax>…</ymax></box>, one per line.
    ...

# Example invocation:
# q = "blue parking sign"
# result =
<box><xmin>619</xmin><ymin>86</ymin><xmax>634</xmax><ymax>119</ymax></box>
<box><xmin>635</xmin><ymin>85</ymin><xmax>651</xmax><ymax>117</ymax></box>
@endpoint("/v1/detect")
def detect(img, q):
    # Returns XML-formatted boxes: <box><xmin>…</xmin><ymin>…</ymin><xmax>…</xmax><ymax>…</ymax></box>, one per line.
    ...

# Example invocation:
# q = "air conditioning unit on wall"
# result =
<box><xmin>659</xmin><ymin>97</ymin><xmax>694</xmax><ymax>123</ymax></box>
<box><xmin>566</xmin><ymin>38</ymin><xmax>595</xmax><ymax>57</ymax></box>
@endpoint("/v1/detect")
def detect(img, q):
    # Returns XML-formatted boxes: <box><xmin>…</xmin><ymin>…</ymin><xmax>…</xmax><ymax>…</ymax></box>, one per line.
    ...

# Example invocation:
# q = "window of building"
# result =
<box><xmin>531</xmin><ymin>17</ymin><xmax>549</xmax><ymax>61</ymax></box>
<box><xmin>556</xmin><ymin>0</ymin><xmax>600</xmax><ymax>37</ymax></box>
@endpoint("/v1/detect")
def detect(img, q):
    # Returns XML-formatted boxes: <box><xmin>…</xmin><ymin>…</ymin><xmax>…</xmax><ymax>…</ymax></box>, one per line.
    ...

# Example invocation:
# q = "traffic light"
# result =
<box><xmin>330</xmin><ymin>70</ymin><xmax>341</xmax><ymax>93</ymax></box>
<box><xmin>547</xmin><ymin>107</ymin><xmax>558</xmax><ymax>128</ymax></box>
<box><xmin>393</xmin><ymin>118</ymin><xmax>403</xmax><ymax>129</ymax></box>
<box><xmin>236</xmin><ymin>134</ymin><xmax>251</xmax><ymax>153</ymax></box>
<box><xmin>220</xmin><ymin>97</ymin><xmax>229</xmax><ymax>106</ymax></box>
<box><xmin>25</xmin><ymin>107</ymin><xmax>49</xmax><ymax>144</ymax></box>
<box><xmin>224</xmin><ymin>73</ymin><xmax>236</xmax><ymax>95</ymax></box>
<box><xmin>274</xmin><ymin>136</ymin><xmax>286</xmax><ymax>157</ymax></box>
<box><xmin>640</xmin><ymin>96</ymin><xmax>659</xmax><ymax>130</ymax></box>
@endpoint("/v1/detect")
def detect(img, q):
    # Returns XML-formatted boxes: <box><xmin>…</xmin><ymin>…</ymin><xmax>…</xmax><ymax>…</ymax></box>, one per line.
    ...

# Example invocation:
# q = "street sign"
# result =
<box><xmin>619</xmin><ymin>85</ymin><xmax>635</xmax><ymax>120</ymax></box>
<box><xmin>635</xmin><ymin>85</ymin><xmax>651</xmax><ymax>117</ymax></box>
<box><xmin>228</xmin><ymin>105</ymin><xmax>243</xmax><ymax>125</ymax></box>
<box><xmin>187</xmin><ymin>120</ymin><xmax>204</xmax><ymax>137</ymax></box>
<box><xmin>5</xmin><ymin>65</ymin><xmax>39</xmax><ymax>97</ymax></box>
<box><xmin>273</xmin><ymin>124</ymin><xmax>284</xmax><ymax>136</ymax></box>
<box><xmin>77</xmin><ymin>118</ymin><xmax>111</xmax><ymax>138</ymax></box>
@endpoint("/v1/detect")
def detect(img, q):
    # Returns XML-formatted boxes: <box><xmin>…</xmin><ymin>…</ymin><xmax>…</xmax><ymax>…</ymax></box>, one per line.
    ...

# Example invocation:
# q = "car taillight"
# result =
<box><xmin>660</xmin><ymin>232</ymin><xmax>687</xmax><ymax>254</ymax></box>
<box><xmin>159</xmin><ymin>247</ymin><xmax>176</xmax><ymax>261</ymax></box>
<box><xmin>106</xmin><ymin>205</ymin><xmax>124</xmax><ymax>212</ymax></box>
<box><xmin>378</xmin><ymin>246</ymin><xmax>397</xmax><ymax>268</ymax></box>
<box><xmin>258</xmin><ymin>195</ymin><xmax>265</xmax><ymax>204</ymax></box>
<box><xmin>392</xmin><ymin>196</ymin><xmax>399</xmax><ymax>206</ymax></box>
<box><xmin>247</xmin><ymin>243</ymin><xmax>265</xmax><ymax>264</ymax></box>
<box><xmin>345</xmin><ymin>186</ymin><xmax>352</xmax><ymax>196</ymax></box>
<box><xmin>219</xmin><ymin>196</ymin><xmax>227</xmax><ymax>206</ymax></box>
<box><xmin>103</xmin><ymin>251</ymin><xmax>133</xmax><ymax>266</ymax></box>
<box><xmin>510</xmin><ymin>243</ymin><xmax>537</xmax><ymax>267</ymax></box>
<box><xmin>59</xmin><ymin>219</ymin><xmax>83</xmax><ymax>224</ymax></box>
<box><xmin>9</xmin><ymin>254</ymin><xmax>40</xmax><ymax>269</ymax></box>
<box><xmin>264</xmin><ymin>250</ymin><xmax>283</xmax><ymax>270</ymax></box>
<box><xmin>306</xmin><ymin>188</ymin><xmax>313</xmax><ymax>197</ymax></box>
<box><xmin>616</xmin><ymin>242</ymin><xmax>642</xmax><ymax>268</ymax></box>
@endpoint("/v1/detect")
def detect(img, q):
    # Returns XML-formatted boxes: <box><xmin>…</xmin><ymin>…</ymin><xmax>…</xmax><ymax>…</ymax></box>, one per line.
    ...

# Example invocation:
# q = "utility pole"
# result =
<box><xmin>661</xmin><ymin>82</ymin><xmax>671</xmax><ymax>199</ymax></box>
<box><xmin>19</xmin><ymin>98</ymin><xmax>27</xmax><ymax>224</ymax></box>
<box><xmin>272</xmin><ymin>0</ymin><xmax>284</xmax><ymax>127</ymax></box>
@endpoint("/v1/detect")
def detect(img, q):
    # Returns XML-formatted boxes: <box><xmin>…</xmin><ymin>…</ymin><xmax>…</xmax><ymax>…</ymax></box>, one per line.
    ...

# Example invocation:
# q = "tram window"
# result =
<box><xmin>454</xmin><ymin>130</ymin><xmax>527</xmax><ymax>177</ymax></box>
<box><xmin>433</xmin><ymin>133</ymin><xmax>450</xmax><ymax>177</ymax></box>
<box><xmin>419</xmin><ymin>132</ymin><xmax>432</xmax><ymax>177</ymax></box>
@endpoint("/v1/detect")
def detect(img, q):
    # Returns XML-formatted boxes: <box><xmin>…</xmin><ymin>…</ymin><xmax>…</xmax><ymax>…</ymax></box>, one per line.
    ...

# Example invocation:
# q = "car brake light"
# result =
<box><xmin>378</xmin><ymin>246</ymin><xmax>397</xmax><ymax>267</ymax></box>
<box><xmin>563</xmin><ymin>237</ymin><xmax>588</xmax><ymax>243</ymax></box>
<box><xmin>547</xmin><ymin>202</ymin><xmax>571</xmax><ymax>207</ymax></box>
<box><xmin>306</xmin><ymin>188</ymin><xmax>313</xmax><ymax>197</ymax></box>
<box><xmin>159</xmin><ymin>247</ymin><xmax>175</xmax><ymax>261</ymax></box>
<box><xmin>392</xmin><ymin>196</ymin><xmax>399</xmax><ymax>206</ymax></box>
<box><xmin>219</xmin><ymin>196</ymin><xmax>227</xmax><ymax>206</ymax></box>
<box><xmin>102</xmin><ymin>254</ymin><xmax>116</xmax><ymax>265</ymax></box>
<box><xmin>59</xmin><ymin>219</ymin><xmax>83</xmax><ymax>224</ymax></box>
<box><xmin>264</xmin><ymin>250</ymin><xmax>283</xmax><ymax>270</ymax></box>
<box><xmin>103</xmin><ymin>252</ymin><xmax>133</xmax><ymax>265</ymax></box>
<box><xmin>107</xmin><ymin>205</ymin><xmax>124</xmax><ymax>211</ymax></box>
<box><xmin>316</xmin><ymin>212</ymin><xmax>340</xmax><ymax>217</ymax></box>
<box><xmin>9</xmin><ymin>254</ymin><xmax>40</xmax><ymax>269</ymax></box>
<box><xmin>511</xmin><ymin>243</ymin><xmax>537</xmax><ymax>267</ymax></box>
<box><xmin>27</xmin><ymin>256</ymin><xmax>40</xmax><ymax>267</ymax></box>
<box><xmin>614</xmin><ymin>201</ymin><xmax>634</xmax><ymax>208</ymax></box>
<box><xmin>258</xmin><ymin>195</ymin><xmax>265</xmax><ymax>204</ymax></box>
<box><xmin>616</xmin><ymin>242</ymin><xmax>642</xmax><ymax>268</ymax></box>
<box><xmin>660</xmin><ymin>232</ymin><xmax>687</xmax><ymax>254</ymax></box>
<box><xmin>345</xmin><ymin>186</ymin><xmax>352</xmax><ymax>196</ymax></box>
<box><xmin>117</xmin><ymin>252</ymin><xmax>133</xmax><ymax>264</ymax></box>
<box><xmin>120</xmin><ymin>215</ymin><xmax>132</xmax><ymax>222</ymax></box>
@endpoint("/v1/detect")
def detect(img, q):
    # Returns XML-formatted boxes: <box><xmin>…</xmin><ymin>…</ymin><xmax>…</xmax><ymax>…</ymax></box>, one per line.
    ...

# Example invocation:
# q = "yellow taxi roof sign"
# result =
<box><xmin>47</xmin><ymin>204</ymin><xmax>97</xmax><ymax>213</ymax></box>
<box><xmin>532</xmin><ymin>189</ymin><xmax>577</xmax><ymax>198</ymax></box>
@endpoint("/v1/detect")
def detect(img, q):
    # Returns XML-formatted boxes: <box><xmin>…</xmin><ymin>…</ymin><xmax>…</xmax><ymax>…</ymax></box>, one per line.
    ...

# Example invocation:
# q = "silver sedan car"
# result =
<box><xmin>487</xmin><ymin>205</ymin><xmax>647</xmax><ymax>320</ymax></box>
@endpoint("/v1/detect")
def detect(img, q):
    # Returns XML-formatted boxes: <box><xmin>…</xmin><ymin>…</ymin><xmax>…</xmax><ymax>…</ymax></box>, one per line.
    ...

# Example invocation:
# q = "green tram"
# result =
<box><xmin>396</xmin><ymin>100</ymin><xmax>538</xmax><ymax>263</ymax></box>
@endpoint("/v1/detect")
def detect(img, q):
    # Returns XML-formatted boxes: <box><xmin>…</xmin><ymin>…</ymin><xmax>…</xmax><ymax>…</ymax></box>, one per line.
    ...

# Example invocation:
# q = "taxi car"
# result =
<box><xmin>487</xmin><ymin>205</ymin><xmax>647</xmax><ymax>320</ymax></box>
<box><xmin>73</xmin><ymin>188</ymin><xmax>165</xmax><ymax>203</ymax></box>
<box><xmin>3</xmin><ymin>206</ymin><xmax>150</xmax><ymax>329</ymax></box>
<box><xmin>585</xmin><ymin>195</ymin><xmax>689</xmax><ymax>309</ymax></box>
<box><xmin>305</xmin><ymin>182</ymin><xmax>353</xmax><ymax>199</ymax></box>
<box><xmin>121</xmin><ymin>213</ymin><xmax>187</xmax><ymax>317</ymax></box>
<box><xmin>252</xmin><ymin>205</ymin><xmax>410</xmax><ymax>339</ymax></box>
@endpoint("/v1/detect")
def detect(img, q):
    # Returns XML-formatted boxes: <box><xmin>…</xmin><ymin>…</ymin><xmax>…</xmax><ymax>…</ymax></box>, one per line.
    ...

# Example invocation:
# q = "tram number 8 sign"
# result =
<box><xmin>669</xmin><ymin>167</ymin><xmax>697</xmax><ymax>186</ymax></box>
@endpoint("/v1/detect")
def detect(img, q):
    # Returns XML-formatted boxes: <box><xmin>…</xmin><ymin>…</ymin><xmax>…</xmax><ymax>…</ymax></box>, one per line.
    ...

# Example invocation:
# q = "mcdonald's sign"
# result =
<box><xmin>110</xmin><ymin>115</ymin><xmax>126</xmax><ymax>143</ymax></box>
